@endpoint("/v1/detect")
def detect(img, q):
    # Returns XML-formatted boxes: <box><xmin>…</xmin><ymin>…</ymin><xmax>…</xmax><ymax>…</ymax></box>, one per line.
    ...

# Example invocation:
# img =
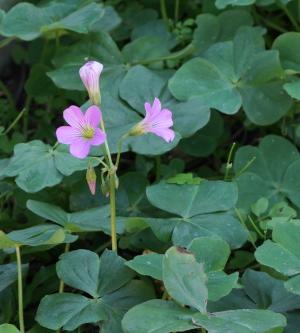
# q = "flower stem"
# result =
<box><xmin>109</xmin><ymin>171</ymin><xmax>118</xmax><ymax>252</ymax></box>
<box><xmin>135</xmin><ymin>42</ymin><xmax>195</xmax><ymax>65</ymax></box>
<box><xmin>0</xmin><ymin>37</ymin><xmax>15</xmax><ymax>49</ymax></box>
<box><xmin>234</xmin><ymin>208</ymin><xmax>257</xmax><ymax>249</ymax></box>
<box><xmin>16</xmin><ymin>246</ymin><xmax>25</xmax><ymax>333</ymax></box>
<box><xmin>160</xmin><ymin>0</ymin><xmax>169</xmax><ymax>28</ymax></box>
<box><xmin>115</xmin><ymin>134</ymin><xmax>129</xmax><ymax>169</ymax></box>
<box><xmin>2</xmin><ymin>108</ymin><xmax>26</xmax><ymax>136</ymax></box>
<box><xmin>174</xmin><ymin>0</ymin><xmax>180</xmax><ymax>22</ymax></box>
<box><xmin>224</xmin><ymin>142</ymin><xmax>236</xmax><ymax>181</ymax></box>
<box><xmin>277</xmin><ymin>0</ymin><xmax>300</xmax><ymax>31</ymax></box>
<box><xmin>99</xmin><ymin>114</ymin><xmax>118</xmax><ymax>252</ymax></box>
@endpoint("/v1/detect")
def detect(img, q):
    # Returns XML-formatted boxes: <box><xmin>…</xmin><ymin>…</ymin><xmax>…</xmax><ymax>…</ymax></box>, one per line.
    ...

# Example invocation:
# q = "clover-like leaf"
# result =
<box><xmin>36</xmin><ymin>249</ymin><xmax>155</xmax><ymax>332</ymax></box>
<box><xmin>169</xmin><ymin>27</ymin><xmax>292</xmax><ymax>125</ymax></box>
<box><xmin>255</xmin><ymin>220</ymin><xmax>300</xmax><ymax>295</ymax></box>
<box><xmin>27</xmin><ymin>200</ymin><xmax>125</xmax><ymax>235</ymax></box>
<box><xmin>1</xmin><ymin>2</ymin><xmax>104</xmax><ymax>41</ymax></box>
<box><xmin>233</xmin><ymin>135</ymin><xmax>300</xmax><ymax>210</ymax></box>
<box><xmin>122</xmin><ymin>299</ymin><xmax>286</xmax><ymax>333</ymax></box>
<box><xmin>3</xmin><ymin>140</ymin><xmax>100</xmax><ymax>193</ymax></box>
<box><xmin>0</xmin><ymin>263</ymin><xmax>28</xmax><ymax>293</ymax></box>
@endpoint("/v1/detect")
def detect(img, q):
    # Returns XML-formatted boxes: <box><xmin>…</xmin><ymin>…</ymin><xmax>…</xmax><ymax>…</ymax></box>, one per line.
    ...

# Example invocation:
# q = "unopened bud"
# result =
<box><xmin>86</xmin><ymin>165</ymin><xmax>97</xmax><ymax>195</ymax></box>
<box><xmin>79</xmin><ymin>61</ymin><xmax>103</xmax><ymax>105</ymax></box>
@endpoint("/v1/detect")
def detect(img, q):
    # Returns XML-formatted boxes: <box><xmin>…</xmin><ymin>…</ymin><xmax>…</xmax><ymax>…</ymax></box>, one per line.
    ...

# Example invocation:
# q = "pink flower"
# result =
<box><xmin>130</xmin><ymin>97</ymin><xmax>175</xmax><ymax>142</ymax></box>
<box><xmin>79</xmin><ymin>61</ymin><xmax>103</xmax><ymax>105</ymax></box>
<box><xmin>56</xmin><ymin>105</ymin><xmax>106</xmax><ymax>159</ymax></box>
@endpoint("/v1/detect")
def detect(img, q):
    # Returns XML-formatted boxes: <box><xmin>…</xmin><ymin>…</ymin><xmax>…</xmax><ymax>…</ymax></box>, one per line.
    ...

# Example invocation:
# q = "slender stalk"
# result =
<box><xmin>160</xmin><ymin>0</ymin><xmax>169</xmax><ymax>28</ymax></box>
<box><xmin>174</xmin><ymin>0</ymin><xmax>180</xmax><ymax>22</ymax></box>
<box><xmin>135</xmin><ymin>42</ymin><xmax>195</xmax><ymax>66</ymax></box>
<box><xmin>2</xmin><ymin>108</ymin><xmax>26</xmax><ymax>136</ymax></box>
<box><xmin>248</xmin><ymin>215</ymin><xmax>265</xmax><ymax>239</ymax></box>
<box><xmin>235</xmin><ymin>208</ymin><xmax>256</xmax><ymax>249</ymax></box>
<box><xmin>59</xmin><ymin>243</ymin><xmax>70</xmax><ymax>293</ymax></box>
<box><xmin>277</xmin><ymin>1</ymin><xmax>300</xmax><ymax>31</ymax></box>
<box><xmin>115</xmin><ymin>134</ymin><xmax>129</xmax><ymax>169</ymax></box>
<box><xmin>22</xmin><ymin>96</ymin><xmax>32</xmax><ymax>137</ymax></box>
<box><xmin>109</xmin><ymin>172</ymin><xmax>117</xmax><ymax>252</ymax></box>
<box><xmin>0</xmin><ymin>79</ymin><xmax>16</xmax><ymax>112</ymax></box>
<box><xmin>16</xmin><ymin>246</ymin><xmax>25</xmax><ymax>333</ymax></box>
<box><xmin>0</xmin><ymin>37</ymin><xmax>15</xmax><ymax>49</ymax></box>
<box><xmin>224</xmin><ymin>142</ymin><xmax>236</xmax><ymax>181</ymax></box>
<box><xmin>234</xmin><ymin>156</ymin><xmax>256</xmax><ymax>178</ymax></box>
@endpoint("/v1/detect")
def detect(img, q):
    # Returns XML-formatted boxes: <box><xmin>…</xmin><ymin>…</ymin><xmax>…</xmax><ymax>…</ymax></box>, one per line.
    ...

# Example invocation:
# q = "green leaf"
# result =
<box><xmin>27</xmin><ymin>200</ymin><xmax>124</xmax><ymax>235</ymax></box>
<box><xmin>36</xmin><ymin>293</ymin><xmax>105</xmax><ymax>331</ymax></box>
<box><xmin>1</xmin><ymin>2</ymin><xmax>104</xmax><ymax>41</ymax></box>
<box><xmin>193</xmin><ymin>309</ymin><xmax>286</xmax><ymax>333</ymax></box>
<box><xmin>0</xmin><ymin>225</ymin><xmax>69</xmax><ymax>248</ymax></box>
<box><xmin>146</xmin><ymin>180</ymin><xmax>238</xmax><ymax>218</ymax></box>
<box><xmin>273</xmin><ymin>32</ymin><xmax>300</xmax><ymax>72</ymax></box>
<box><xmin>163</xmin><ymin>246</ymin><xmax>208</xmax><ymax>312</ymax></box>
<box><xmin>166</xmin><ymin>173</ymin><xmax>202</xmax><ymax>185</ymax></box>
<box><xmin>145</xmin><ymin>213</ymin><xmax>248</xmax><ymax>249</ymax></box>
<box><xmin>122</xmin><ymin>300</ymin><xmax>197</xmax><ymax>333</ymax></box>
<box><xmin>0</xmin><ymin>263</ymin><xmax>28</xmax><ymax>292</ymax></box>
<box><xmin>170</xmin><ymin>27</ymin><xmax>291</xmax><ymax>125</ymax></box>
<box><xmin>255</xmin><ymin>221</ymin><xmax>300</xmax><ymax>276</ymax></box>
<box><xmin>4</xmin><ymin>140</ymin><xmax>99</xmax><ymax>193</ymax></box>
<box><xmin>188</xmin><ymin>237</ymin><xmax>230</xmax><ymax>272</ymax></box>
<box><xmin>126</xmin><ymin>253</ymin><xmax>163</xmax><ymax>280</ymax></box>
<box><xmin>122</xmin><ymin>299</ymin><xmax>286</xmax><ymax>333</ymax></box>
<box><xmin>37</xmin><ymin>249</ymin><xmax>154</xmax><ymax>331</ymax></box>
<box><xmin>283</xmin><ymin>80</ymin><xmax>300</xmax><ymax>99</ymax></box>
<box><xmin>207</xmin><ymin>271</ymin><xmax>239</xmax><ymax>301</ymax></box>
<box><xmin>242</xmin><ymin>269</ymin><xmax>300</xmax><ymax>312</ymax></box>
<box><xmin>215</xmin><ymin>0</ymin><xmax>255</xmax><ymax>9</ymax></box>
<box><xmin>233</xmin><ymin>135</ymin><xmax>300</xmax><ymax>210</ymax></box>
<box><xmin>57</xmin><ymin>249</ymin><xmax>134</xmax><ymax>298</ymax></box>
<box><xmin>0</xmin><ymin>324</ymin><xmax>21</xmax><ymax>333</ymax></box>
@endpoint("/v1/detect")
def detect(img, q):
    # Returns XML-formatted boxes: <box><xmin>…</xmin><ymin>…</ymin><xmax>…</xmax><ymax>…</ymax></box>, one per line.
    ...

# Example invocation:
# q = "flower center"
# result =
<box><xmin>82</xmin><ymin>126</ymin><xmax>95</xmax><ymax>139</ymax></box>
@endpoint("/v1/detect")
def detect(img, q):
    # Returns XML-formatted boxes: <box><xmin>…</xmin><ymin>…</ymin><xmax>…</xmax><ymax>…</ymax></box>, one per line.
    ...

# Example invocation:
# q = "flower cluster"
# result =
<box><xmin>56</xmin><ymin>61</ymin><xmax>175</xmax><ymax>160</ymax></box>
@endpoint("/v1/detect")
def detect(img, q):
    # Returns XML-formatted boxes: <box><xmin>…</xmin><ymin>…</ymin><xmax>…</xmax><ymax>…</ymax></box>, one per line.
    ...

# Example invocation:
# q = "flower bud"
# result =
<box><xmin>86</xmin><ymin>165</ymin><xmax>97</xmax><ymax>195</ymax></box>
<box><xmin>79</xmin><ymin>61</ymin><xmax>103</xmax><ymax>105</ymax></box>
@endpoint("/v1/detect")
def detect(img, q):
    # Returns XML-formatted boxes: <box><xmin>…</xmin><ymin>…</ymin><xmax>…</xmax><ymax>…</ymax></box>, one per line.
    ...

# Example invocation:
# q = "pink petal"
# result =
<box><xmin>151</xmin><ymin>128</ymin><xmax>175</xmax><ymax>143</ymax></box>
<box><xmin>63</xmin><ymin>105</ymin><xmax>85</xmax><ymax>129</ymax></box>
<box><xmin>151</xmin><ymin>109</ymin><xmax>173</xmax><ymax>128</ymax></box>
<box><xmin>89</xmin><ymin>128</ymin><xmax>106</xmax><ymax>145</ymax></box>
<box><xmin>144</xmin><ymin>97</ymin><xmax>162</xmax><ymax>121</ymax></box>
<box><xmin>69</xmin><ymin>139</ymin><xmax>91</xmax><ymax>159</ymax></box>
<box><xmin>56</xmin><ymin>126</ymin><xmax>81</xmax><ymax>144</ymax></box>
<box><xmin>84</xmin><ymin>105</ymin><xmax>102</xmax><ymax>128</ymax></box>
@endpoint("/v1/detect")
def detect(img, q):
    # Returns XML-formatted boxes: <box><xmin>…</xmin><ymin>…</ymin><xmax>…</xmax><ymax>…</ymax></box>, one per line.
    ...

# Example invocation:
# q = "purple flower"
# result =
<box><xmin>79</xmin><ymin>61</ymin><xmax>103</xmax><ymax>105</ymax></box>
<box><xmin>56</xmin><ymin>105</ymin><xmax>106</xmax><ymax>159</ymax></box>
<box><xmin>130</xmin><ymin>97</ymin><xmax>175</xmax><ymax>142</ymax></box>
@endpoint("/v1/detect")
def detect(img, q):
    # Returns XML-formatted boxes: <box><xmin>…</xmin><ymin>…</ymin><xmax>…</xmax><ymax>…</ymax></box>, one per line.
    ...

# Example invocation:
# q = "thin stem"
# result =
<box><xmin>235</xmin><ymin>208</ymin><xmax>256</xmax><ymax>249</ymax></box>
<box><xmin>277</xmin><ymin>1</ymin><xmax>300</xmax><ymax>31</ymax></box>
<box><xmin>224</xmin><ymin>142</ymin><xmax>236</xmax><ymax>181</ymax></box>
<box><xmin>59</xmin><ymin>243</ymin><xmax>70</xmax><ymax>293</ymax></box>
<box><xmin>109</xmin><ymin>172</ymin><xmax>117</xmax><ymax>252</ymax></box>
<box><xmin>22</xmin><ymin>96</ymin><xmax>32</xmax><ymax>137</ymax></box>
<box><xmin>100</xmin><ymin>119</ymin><xmax>114</xmax><ymax>168</ymax></box>
<box><xmin>134</xmin><ymin>42</ymin><xmax>195</xmax><ymax>66</ymax></box>
<box><xmin>174</xmin><ymin>0</ymin><xmax>180</xmax><ymax>22</ymax></box>
<box><xmin>0</xmin><ymin>37</ymin><xmax>15</xmax><ymax>49</ymax></box>
<box><xmin>234</xmin><ymin>156</ymin><xmax>256</xmax><ymax>178</ymax></box>
<box><xmin>160</xmin><ymin>0</ymin><xmax>169</xmax><ymax>28</ymax></box>
<box><xmin>115</xmin><ymin>134</ymin><xmax>129</xmax><ymax>169</ymax></box>
<box><xmin>0</xmin><ymin>79</ymin><xmax>16</xmax><ymax>112</ymax></box>
<box><xmin>248</xmin><ymin>215</ymin><xmax>265</xmax><ymax>239</ymax></box>
<box><xmin>16</xmin><ymin>246</ymin><xmax>25</xmax><ymax>333</ymax></box>
<box><xmin>2</xmin><ymin>108</ymin><xmax>26</xmax><ymax>136</ymax></box>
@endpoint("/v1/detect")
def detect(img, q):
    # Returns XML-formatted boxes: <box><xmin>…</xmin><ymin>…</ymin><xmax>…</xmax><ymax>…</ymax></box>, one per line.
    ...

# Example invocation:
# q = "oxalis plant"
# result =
<box><xmin>3</xmin><ymin>0</ymin><xmax>300</xmax><ymax>333</ymax></box>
